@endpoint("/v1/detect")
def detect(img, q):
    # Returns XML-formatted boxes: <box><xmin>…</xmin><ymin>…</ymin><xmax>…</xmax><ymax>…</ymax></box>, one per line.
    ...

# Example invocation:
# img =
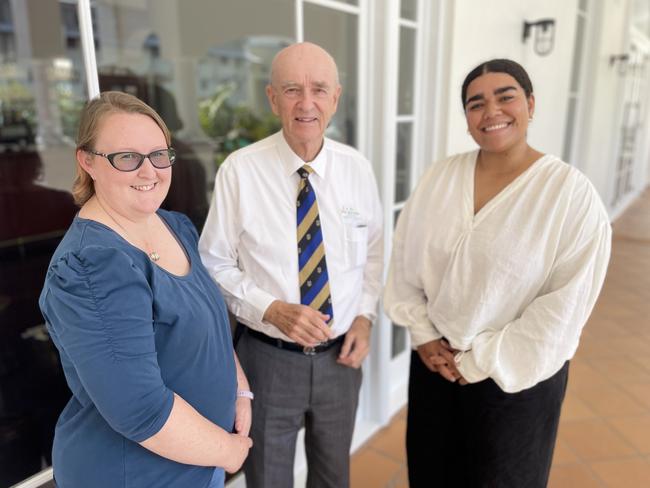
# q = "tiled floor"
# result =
<box><xmin>351</xmin><ymin>188</ymin><xmax>650</xmax><ymax>488</ymax></box>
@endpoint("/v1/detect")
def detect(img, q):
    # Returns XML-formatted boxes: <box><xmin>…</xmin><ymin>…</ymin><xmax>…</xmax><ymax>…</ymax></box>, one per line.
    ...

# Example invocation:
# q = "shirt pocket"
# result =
<box><xmin>343</xmin><ymin>221</ymin><xmax>368</xmax><ymax>268</ymax></box>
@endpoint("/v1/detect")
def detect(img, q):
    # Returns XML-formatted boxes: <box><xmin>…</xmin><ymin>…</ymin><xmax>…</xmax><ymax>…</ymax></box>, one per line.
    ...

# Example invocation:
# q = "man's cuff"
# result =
<box><xmin>246</xmin><ymin>289</ymin><xmax>278</xmax><ymax>324</ymax></box>
<box><xmin>358</xmin><ymin>295</ymin><xmax>379</xmax><ymax>322</ymax></box>
<box><xmin>354</xmin><ymin>314</ymin><xmax>375</xmax><ymax>327</ymax></box>
<box><xmin>357</xmin><ymin>309</ymin><xmax>377</xmax><ymax>323</ymax></box>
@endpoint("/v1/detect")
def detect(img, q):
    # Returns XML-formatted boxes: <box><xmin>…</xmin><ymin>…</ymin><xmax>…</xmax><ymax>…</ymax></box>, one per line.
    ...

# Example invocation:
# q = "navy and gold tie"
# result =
<box><xmin>296</xmin><ymin>165</ymin><xmax>333</xmax><ymax>326</ymax></box>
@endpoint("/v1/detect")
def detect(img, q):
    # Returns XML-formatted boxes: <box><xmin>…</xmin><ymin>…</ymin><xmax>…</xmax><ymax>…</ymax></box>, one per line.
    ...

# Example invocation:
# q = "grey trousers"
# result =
<box><xmin>236</xmin><ymin>329</ymin><xmax>362</xmax><ymax>488</ymax></box>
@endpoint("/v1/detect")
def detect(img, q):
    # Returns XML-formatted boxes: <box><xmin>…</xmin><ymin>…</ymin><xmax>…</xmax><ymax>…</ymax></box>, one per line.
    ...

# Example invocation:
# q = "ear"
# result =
<box><xmin>527</xmin><ymin>94</ymin><xmax>536</xmax><ymax>119</ymax></box>
<box><xmin>76</xmin><ymin>148</ymin><xmax>96</xmax><ymax>180</ymax></box>
<box><xmin>331</xmin><ymin>84</ymin><xmax>342</xmax><ymax>113</ymax></box>
<box><xmin>266</xmin><ymin>84</ymin><xmax>280</xmax><ymax>116</ymax></box>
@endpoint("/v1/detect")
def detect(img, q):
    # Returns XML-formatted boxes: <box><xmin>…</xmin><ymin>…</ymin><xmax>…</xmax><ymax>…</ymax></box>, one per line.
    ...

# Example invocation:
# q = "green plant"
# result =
<box><xmin>198</xmin><ymin>82</ymin><xmax>281</xmax><ymax>168</ymax></box>
<box><xmin>57</xmin><ymin>86</ymin><xmax>85</xmax><ymax>140</ymax></box>
<box><xmin>0</xmin><ymin>80</ymin><xmax>37</xmax><ymax>137</ymax></box>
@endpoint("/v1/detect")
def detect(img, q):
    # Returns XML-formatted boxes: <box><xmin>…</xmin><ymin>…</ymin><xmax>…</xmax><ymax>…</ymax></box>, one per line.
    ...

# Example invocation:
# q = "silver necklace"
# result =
<box><xmin>96</xmin><ymin>198</ymin><xmax>161</xmax><ymax>262</ymax></box>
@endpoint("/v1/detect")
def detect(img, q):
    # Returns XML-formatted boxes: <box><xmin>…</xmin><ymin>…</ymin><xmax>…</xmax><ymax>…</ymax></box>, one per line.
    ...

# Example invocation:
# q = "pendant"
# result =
<box><xmin>149</xmin><ymin>251</ymin><xmax>160</xmax><ymax>262</ymax></box>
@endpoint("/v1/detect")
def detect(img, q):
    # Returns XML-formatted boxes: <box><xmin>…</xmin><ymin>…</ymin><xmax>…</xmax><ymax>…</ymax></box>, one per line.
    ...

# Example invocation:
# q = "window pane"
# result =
<box><xmin>398</xmin><ymin>26</ymin><xmax>416</xmax><ymax>115</ymax></box>
<box><xmin>392</xmin><ymin>323</ymin><xmax>407</xmax><ymax>357</ymax></box>
<box><xmin>94</xmin><ymin>0</ymin><xmax>294</xmax><ymax>231</ymax></box>
<box><xmin>395</xmin><ymin>122</ymin><xmax>412</xmax><ymax>202</ymax></box>
<box><xmin>1</xmin><ymin>0</ymin><xmax>85</xmax><ymax>484</ymax></box>
<box><xmin>401</xmin><ymin>0</ymin><xmax>418</xmax><ymax>21</ymax></box>
<box><xmin>304</xmin><ymin>3</ymin><xmax>358</xmax><ymax>147</ymax></box>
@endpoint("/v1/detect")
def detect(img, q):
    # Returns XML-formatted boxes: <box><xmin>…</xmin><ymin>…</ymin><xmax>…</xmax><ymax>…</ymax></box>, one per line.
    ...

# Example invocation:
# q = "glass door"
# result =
<box><xmin>611</xmin><ymin>35</ymin><xmax>650</xmax><ymax>212</ymax></box>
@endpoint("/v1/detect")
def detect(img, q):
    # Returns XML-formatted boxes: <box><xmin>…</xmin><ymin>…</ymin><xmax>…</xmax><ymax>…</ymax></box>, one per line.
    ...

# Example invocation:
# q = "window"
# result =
<box><xmin>391</xmin><ymin>0</ymin><xmax>419</xmax><ymax>358</ymax></box>
<box><xmin>0</xmin><ymin>1</ymin><xmax>84</xmax><ymax>485</ymax></box>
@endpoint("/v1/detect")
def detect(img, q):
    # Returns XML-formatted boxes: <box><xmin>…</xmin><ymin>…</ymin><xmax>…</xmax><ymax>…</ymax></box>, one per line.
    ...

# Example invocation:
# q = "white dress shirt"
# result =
<box><xmin>384</xmin><ymin>150</ymin><xmax>611</xmax><ymax>393</ymax></box>
<box><xmin>199</xmin><ymin>131</ymin><xmax>383</xmax><ymax>341</ymax></box>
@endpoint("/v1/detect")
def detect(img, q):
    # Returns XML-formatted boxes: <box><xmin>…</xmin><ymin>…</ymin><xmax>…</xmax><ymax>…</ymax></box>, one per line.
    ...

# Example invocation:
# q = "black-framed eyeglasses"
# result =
<box><xmin>86</xmin><ymin>148</ymin><xmax>176</xmax><ymax>172</ymax></box>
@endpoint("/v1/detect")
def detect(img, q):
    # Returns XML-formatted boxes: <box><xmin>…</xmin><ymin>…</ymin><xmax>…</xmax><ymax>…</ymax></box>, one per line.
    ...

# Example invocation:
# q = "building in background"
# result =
<box><xmin>1</xmin><ymin>1</ymin><xmax>649</xmax><ymax>486</ymax></box>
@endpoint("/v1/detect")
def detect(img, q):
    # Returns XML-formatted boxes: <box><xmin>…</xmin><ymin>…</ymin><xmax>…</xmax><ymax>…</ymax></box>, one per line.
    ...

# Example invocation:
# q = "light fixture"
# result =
<box><xmin>522</xmin><ymin>19</ymin><xmax>556</xmax><ymax>56</ymax></box>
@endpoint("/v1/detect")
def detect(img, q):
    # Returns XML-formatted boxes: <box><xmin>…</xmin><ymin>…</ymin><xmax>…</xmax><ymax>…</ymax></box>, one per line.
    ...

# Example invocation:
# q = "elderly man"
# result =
<box><xmin>199</xmin><ymin>42</ymin><xmax>383</xmax><ymax>488</ymax></box>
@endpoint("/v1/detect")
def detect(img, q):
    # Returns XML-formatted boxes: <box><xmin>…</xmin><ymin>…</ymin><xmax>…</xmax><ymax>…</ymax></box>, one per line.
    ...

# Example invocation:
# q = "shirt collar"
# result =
<box><xmin>277</xmin><ymin>130</ymin><xmax>328</xmax><ymax>179</ymax></box>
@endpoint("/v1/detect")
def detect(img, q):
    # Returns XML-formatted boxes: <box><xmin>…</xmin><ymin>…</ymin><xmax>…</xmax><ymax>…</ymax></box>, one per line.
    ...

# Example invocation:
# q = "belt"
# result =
<box><xmin>247</xmin><ymin>327</ymin><xmax>345</xmax><ymax>356</ymax></box>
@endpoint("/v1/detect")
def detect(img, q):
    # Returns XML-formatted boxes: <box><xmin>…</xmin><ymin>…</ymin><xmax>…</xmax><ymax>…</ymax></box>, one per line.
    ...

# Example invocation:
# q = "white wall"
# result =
<box><xmin>444</xmin><ymin>0</ymin><xmax>579</xmax><ymax>159</ymax></box>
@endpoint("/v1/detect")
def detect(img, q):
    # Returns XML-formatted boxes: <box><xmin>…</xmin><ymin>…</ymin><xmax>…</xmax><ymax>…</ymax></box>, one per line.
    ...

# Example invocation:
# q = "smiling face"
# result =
<box><xmin>78</xmin><ymin>111</ymin><xmax>171</xmax><ymax>220</ymax></box>
<box><xmin>266</xmin><ymin>42</ymin><xmax>341</xmax><ymax>161</ymax></box>
<box><xmin>464</xmin><ymin>72</ymin><xmax>535</xmax><ymax>155</ymax></box>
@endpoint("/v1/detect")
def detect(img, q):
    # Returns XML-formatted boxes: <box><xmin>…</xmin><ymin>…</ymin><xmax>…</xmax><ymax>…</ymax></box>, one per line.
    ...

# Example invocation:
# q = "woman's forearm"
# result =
<box><xmin>140</xmin><ymin>393</ymin><xmax>251</xmax><ymax>472</ymax></box>
<box><xmin>235</xmin><ymin>352</ymin><xmax>250</xmax><ymax>391</ymax></box>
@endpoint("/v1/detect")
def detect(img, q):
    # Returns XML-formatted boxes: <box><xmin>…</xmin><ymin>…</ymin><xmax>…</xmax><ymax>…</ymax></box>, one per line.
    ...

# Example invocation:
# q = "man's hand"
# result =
<box><xmin>263</xmin><ymin>300</ymin><xmax>332</xmax><ymax>347</ymax></box>
<box><xmin>416</xmin><ymin>339</ymin><xmax>465</xmax><ymax>383</ymax></box>
<box><xmin>337</xmin><ymin>315</ymin><xmax>372</xmax><ymax>369</ymax></box>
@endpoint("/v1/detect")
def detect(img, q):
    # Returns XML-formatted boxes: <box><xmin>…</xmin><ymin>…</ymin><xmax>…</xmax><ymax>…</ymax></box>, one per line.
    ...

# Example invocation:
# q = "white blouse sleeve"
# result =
<box><xmin>384</xmin><ymin>175</ymin><xmax>442</xmax><ymax>347</ymax></box>
<box><xmin>457</xmin><ymin>181</ymin><xmax>612</xmax><ymax>392</ymax></box>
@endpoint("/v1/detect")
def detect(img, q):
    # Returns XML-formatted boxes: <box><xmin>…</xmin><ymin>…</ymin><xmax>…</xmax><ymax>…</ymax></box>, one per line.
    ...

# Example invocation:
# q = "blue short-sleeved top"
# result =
<box><xmin>39</xmin><ymin>210</ymin><xmax>236</xmax><ymax>488</ymax></box>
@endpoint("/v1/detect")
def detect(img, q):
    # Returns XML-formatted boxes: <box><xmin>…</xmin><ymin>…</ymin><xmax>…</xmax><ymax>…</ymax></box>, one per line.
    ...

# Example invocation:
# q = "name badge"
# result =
<box><xmin>341</xmin><ymin>206</ymin><xmax>363</xmax><ymax>225</ymax></box>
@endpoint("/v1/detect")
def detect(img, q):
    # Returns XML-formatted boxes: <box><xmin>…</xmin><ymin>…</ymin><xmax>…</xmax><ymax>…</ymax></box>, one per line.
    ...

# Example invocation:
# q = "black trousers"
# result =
<box><xmin>406</xmin><ymin>351</ymin><xmax>569</xmax><ymax>488</ymax></box>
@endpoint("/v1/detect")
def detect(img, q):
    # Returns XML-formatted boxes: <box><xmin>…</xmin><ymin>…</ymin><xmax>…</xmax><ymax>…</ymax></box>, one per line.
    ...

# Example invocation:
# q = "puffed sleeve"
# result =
<box><xmin>174</xmin><ymin>210</ymin><xmax>200</xmax><ymax>244</ymax></box>
<box><xmin>384</xmin><ymin>167</ymin><xmax>443</xmax><ymax>346</ymax></box>
<box><xmin>40</xmin><ymin>246</ymin><xmax>174</xmax><ymax>442</ymax></box>
<box><xmin>457</xmin><ymin>177</ymin><xmax>612</xmax><ymax>392</ymax></box>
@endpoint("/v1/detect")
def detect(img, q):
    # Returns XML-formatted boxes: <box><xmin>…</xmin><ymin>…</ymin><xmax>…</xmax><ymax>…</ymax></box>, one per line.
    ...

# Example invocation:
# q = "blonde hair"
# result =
<box><xmin>72</xmin><ymin>91</ymin><xmax>171</xmax><ymax>206</ymax></box>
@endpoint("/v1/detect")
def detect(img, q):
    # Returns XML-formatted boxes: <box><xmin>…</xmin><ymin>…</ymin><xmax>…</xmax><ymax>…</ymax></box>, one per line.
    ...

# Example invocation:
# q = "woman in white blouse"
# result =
<box><xmin>384</xmin><ymin>59</ymin><xmax>611</xmax><ymax>487</ymax></box>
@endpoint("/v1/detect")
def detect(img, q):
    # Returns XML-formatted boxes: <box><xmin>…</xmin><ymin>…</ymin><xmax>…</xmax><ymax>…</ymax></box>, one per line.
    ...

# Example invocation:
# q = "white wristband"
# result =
<box><xmin>237</xmin><ymin>389</ymin><xmax>254</xmax><ymax>400</ymax></box>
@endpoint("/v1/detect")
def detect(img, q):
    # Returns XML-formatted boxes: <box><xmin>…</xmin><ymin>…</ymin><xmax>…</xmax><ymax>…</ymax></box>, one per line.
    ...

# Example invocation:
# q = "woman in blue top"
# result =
<box><xmin>39</xmin><ymin>91</ymin><xmax>252</xmax><ymax>488</ymax></box>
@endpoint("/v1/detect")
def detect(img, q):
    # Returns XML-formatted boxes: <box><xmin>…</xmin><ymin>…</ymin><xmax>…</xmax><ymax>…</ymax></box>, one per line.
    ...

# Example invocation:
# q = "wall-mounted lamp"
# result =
<box><xmin>609</xmin><ymin>54</ymin><xmax>630</xmax><ymax>75</ymax></box>
<box><xmin>522</xmin><ymin>19</ymin><xmax>556</xmax><ymax>56</ymax></box>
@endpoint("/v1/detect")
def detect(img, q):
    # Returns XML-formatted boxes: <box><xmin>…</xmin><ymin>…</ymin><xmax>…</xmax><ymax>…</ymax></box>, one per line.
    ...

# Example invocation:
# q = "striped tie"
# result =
<box><xmin>296</xmin><ymin>165</ymin><xmax>333</xmax><ymax>325</ymax></box>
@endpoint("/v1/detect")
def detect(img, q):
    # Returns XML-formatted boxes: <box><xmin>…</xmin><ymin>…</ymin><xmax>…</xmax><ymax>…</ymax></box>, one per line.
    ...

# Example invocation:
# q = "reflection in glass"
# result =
<box><xmin>395</xmin><ymin>122</ymin><xmax>412</xmax><ymax>202</ymax></box>
<box><xmin>401</xmin><ymin>0</ymin><xmax>418</xmax><ymax>21</ymax></box>
<box><xmin>391</xmin><ymin>212</ymin><xmax>406</xmax><ymax>358</ymax></box>
<box><xmin>398</xmin><ymin>26</ymin><xmax>416</xmax><ymax>115</ymax></box>
<box><xmin>0</xmin><ymin>151</ymin><xmax>76</xmax><ymax>488</ymax></box>
<box><xmin>392</xmin><ymin>323</ymin><xmax>407</xmax><ymax>358</ymax></box>
<box><xmin>93</xmin><ymin>0</ymin><xmax>294</xmax><ymax>230</ymax></box>
<box><xmin>197</xmin><ymin>38</ymin><xmax>286</xmax><ymax>169</ymax></box>
<box><xmin>2</xmin><ymin>1</ymin><xmax>300</xmax><ymax>485</ymax></box>
<box><xmin>0</xmin><ymin>1</ymin><xmax>82</xmax><ymax>484</ymax></box>
<box><xmin>304</xmin><ymin>3</ymin><xmax>358</xmax><ymax>147</ymax></box>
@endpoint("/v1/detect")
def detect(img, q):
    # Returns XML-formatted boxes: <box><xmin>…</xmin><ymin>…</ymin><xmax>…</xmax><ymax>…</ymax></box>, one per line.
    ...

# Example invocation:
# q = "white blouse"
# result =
<box><xmin>384</xmin><ymin>150</ymin><xmax>611</xmax><ymax>393</ymax></box>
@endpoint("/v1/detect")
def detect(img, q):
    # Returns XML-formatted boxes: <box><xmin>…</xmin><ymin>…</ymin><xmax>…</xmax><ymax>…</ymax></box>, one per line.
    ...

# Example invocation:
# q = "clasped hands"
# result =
<box><xmin>417</xmin><ymin>339</ymin><xmax>467</xmax><ymax>384</ymax></box>
<box><xmin>263</xmin><ymin>300</ymin><xmax>371</xmax><ymax>369</ymax></box>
